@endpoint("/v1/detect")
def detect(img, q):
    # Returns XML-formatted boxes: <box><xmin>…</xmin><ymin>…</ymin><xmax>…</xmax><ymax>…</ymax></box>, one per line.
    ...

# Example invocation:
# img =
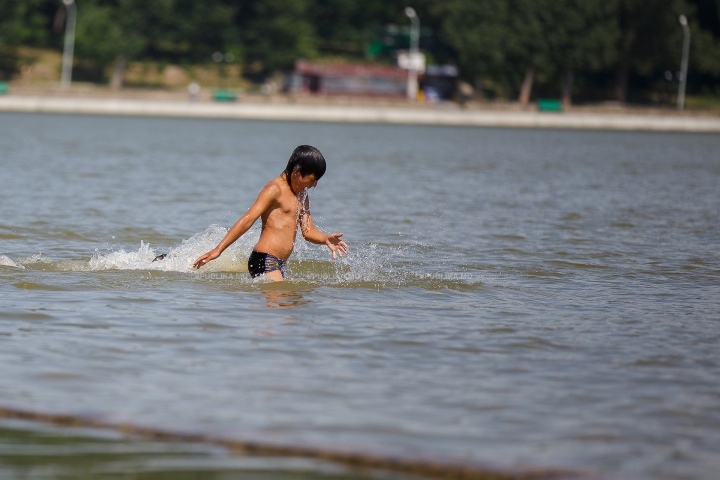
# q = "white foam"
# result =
<box><xmin>86</xmin><ymin>224</ymin><xmax>255</xmax><ymax>273</ymax></box>
<box><xmin>0</xmin><ymin>255</ymin><xmax>22</xmax><ymax>268</ymax></box>
<box><xmin>16</xmin><ymin>253</ymin><xmax>53</xmax><ymax>265</ymax></box>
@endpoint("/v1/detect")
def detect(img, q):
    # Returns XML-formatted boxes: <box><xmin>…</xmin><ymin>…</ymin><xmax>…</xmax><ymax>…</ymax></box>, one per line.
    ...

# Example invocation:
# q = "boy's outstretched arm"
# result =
<box><xmin>193</xmin><ymin>184</ymin><xmax>278</xmax><ymax>269</ymax></box>
<box><xmin>300</xmin><ymin>210</ymin><xmax>349</xmax><ymax>260</ymax></box>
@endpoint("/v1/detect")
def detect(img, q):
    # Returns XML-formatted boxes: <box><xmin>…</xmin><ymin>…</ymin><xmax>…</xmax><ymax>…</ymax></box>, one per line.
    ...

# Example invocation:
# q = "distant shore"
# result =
<box><xmin>1</xmin><ymin>92</ymin><xmax>719</xmax><ymax>132</ymax></box>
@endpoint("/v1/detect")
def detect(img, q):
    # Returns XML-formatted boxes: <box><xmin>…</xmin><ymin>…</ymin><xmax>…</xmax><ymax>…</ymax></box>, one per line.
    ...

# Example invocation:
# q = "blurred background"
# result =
<box><xmin>0</xmin><ymin>0</ymin><xmax>719</xmax><ymax>107</ymax></box>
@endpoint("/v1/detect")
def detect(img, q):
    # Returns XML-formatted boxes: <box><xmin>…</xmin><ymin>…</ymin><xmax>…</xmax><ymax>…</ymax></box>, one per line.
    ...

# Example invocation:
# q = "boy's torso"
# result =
<box><xmin>255</xmin><ymin>176</ymin><xmax>302</xmax><ymax>261</ymax></box>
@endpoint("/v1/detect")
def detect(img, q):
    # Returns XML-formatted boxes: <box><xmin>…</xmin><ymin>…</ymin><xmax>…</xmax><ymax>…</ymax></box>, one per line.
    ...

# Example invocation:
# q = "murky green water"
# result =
<box><xmin>0</xmin><ymin>421</ymin><xmax>380</xmax><ymax>480</ymax></box>
<box><xmin>1</xmin><ymin>112</ymin><xmax>719</xmax><ymax>479</ymax></box>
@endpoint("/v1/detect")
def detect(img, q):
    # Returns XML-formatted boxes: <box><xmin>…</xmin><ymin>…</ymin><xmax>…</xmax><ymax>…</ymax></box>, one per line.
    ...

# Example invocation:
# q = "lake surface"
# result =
<box><xmin>1</xmin><ymin>112</ymin><xmax>719</xmax><ymax>480</ymax></box>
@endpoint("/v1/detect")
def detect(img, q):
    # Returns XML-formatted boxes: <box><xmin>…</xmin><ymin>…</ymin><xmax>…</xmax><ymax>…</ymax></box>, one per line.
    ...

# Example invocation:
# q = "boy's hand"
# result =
<box><xmin>325</xmin><ymin>233</ymin><xmax>349</xmax><ymax>259</ymax></box>
<box><xmin>193</xmin><ymin>249</ymin><xmax>220</xmax><ymax>269</ymax></box>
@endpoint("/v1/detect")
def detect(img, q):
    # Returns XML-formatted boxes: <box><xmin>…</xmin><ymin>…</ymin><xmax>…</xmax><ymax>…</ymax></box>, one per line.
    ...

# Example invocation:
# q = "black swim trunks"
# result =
<box><xmin>248</xmin><ymin>251</ymin><xmax>287</xmax><ymax>279</ymax></box>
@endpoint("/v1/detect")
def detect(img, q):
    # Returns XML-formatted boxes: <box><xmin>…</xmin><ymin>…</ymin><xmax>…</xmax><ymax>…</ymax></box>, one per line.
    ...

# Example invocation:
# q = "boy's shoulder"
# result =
<box><xmin>259</xmin><ymin>175</ymin><xmax>288</xmax><ymax>199</ymax></box>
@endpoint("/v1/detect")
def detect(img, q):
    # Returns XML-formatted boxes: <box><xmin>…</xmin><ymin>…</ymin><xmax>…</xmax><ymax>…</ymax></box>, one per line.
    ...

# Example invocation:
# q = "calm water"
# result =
<box><xmin>1</xmin><ymin>112</ymin><xmax>719</xmax><ymax>480</ymax></box>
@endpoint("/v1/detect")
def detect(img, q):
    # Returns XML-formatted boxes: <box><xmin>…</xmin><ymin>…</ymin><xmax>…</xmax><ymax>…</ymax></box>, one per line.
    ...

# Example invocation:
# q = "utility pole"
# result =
<box><xmin>405</xmin><ymin>7</ymin><xmax>419</xmax><ymax>101</ymax></box>
<box><xmin>677</xmin><ymin>15</ymin><xmax>690</xmax><ymax>110</ymax></box>
<box><xmin>60</xmin><ymin>0</ymin><xmax>76</xmax><ymax>89</ymax></box>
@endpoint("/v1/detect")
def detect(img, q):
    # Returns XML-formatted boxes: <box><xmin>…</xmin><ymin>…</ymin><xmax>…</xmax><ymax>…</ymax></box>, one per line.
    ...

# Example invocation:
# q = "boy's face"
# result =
<box><xmin>294</xmin><ymin>172</ymin><xmax>318</xmax><ymax>191</ymax></box>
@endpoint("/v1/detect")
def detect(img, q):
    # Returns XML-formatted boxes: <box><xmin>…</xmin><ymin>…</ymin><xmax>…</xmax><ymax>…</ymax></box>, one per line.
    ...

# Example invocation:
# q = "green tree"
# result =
<box><xmin>615</xmin><ymin>0</ymin><xmax>688</xmax><ymax>102</ymax></box>
<box><xmin>506</xmin><ymin>0</ymin><xmax>550</xmax><ymax>104</ymax></box>
<box><xmin>680</xmin><ymin>0</ymin><xmax>720</xmax><ymax>95</ymax></box>
<box><xmin>2</xmin><ymin>0</ymin><xmax>719</xmax><ymax>100</ymax></box>
<box><xmin>0</xmin><ymin>2</ymin><xmax>20</xmax><ymax>79</ymax></box>
<box><xmin>241</xmin><ymin>0</ymin><xmax>318</xmax><ymax>73</ymax></box>
<box><xmin>310</xmin><ymin>0</ymin><xmax>436</xmax><ymax>58</ymax></box>
<box><xmin>535</xmin><ymin>0</ymin><xmax>619</xmax><ymax>105</ymax></box>
<box><xmin>0</xmin><ymin>0</ymin><xmax>56</xmax><ymax>79</ymax></box>
<box><xmin>73</xmin><ymin>0</ymin><xmax>237</xmax><ymax>87</ymax></box>
<box><xmin>73</xmin><ymin>1</ymin><xmax>144</xmax><ymax>86</ymax></box>
<box><xmin>431</xmin><ymin>0</ymin><xmax>619</xmax><ymax>104</ymax></box>
<box><xmin>431</xmin><ymin>0</ymin><xmax>511</xmax><ymax>87</ymax></box>
<box><xmin>312</xmin><ymin>0</ymin><xmax>378</xmax><ymax>56</ymax></box>
<box><xmin>614</xmin><ymin>0</ymin><xmax>720</xmax><ymax>102</ymax></box>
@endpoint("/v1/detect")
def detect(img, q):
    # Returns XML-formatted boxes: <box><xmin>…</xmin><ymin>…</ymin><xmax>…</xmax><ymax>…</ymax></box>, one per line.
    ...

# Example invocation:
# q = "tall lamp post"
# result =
<box><xmin>60</xmin><ymin>0</ymin><xmax>76</xmax><ymax>89</ymax></box>
<box><xmin>677</xmin><ymin>15</ymin><xmax>690</xmax><ymax>110</ymax></box>
<box><xmin>405</xmin><ymin>7</ymin><xmax>419</xmax><ymax>101</ymax></box>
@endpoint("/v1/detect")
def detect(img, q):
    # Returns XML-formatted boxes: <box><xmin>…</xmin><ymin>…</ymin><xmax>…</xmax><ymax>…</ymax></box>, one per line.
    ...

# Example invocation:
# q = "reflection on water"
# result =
<box><xmin>259</xmin><ymin>288</ymin><xmax>313</xmax><ymax>310</ymax></box>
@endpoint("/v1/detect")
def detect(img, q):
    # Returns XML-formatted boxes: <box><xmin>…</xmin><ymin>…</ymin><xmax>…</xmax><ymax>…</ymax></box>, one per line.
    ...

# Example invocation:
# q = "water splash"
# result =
<box><xmin>86</xmin><ymin>224</ymin><xmax>255</xmax><ymax>273</ymax></box>
<box><xmin>289</xmin><ymin>241</ymin><xmax>488</xmax><ymax>289</ymax></box>
<box><xmin>1</xmin><ymin>225</ymin><xmax>491</xmax><ymax>289</ymax></box>
<box><xmin>3</xmin><ymin>253</ymin><xmax>53</xmax><ymax>269</ymax></box>
<box><xmin>0</xmin><ymin>255</ymin><xmax>23</xmax><ymax>269</ymax></box>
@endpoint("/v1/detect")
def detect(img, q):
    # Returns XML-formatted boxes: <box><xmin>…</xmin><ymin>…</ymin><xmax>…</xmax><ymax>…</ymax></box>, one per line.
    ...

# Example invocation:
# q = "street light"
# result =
<box><xmin>677</xmin><ymin>15</ymin><xmax>690</xmax><ymax>110</ymax></box>
<box><xmin>405</xmin><ymin>6</ymin><xmax>419</xmax><ymax>101</ymax></box>
<box><xmin>60</xmin><ymin>0</ymin><xmax>76</xmax><ymax>89</ymax></box>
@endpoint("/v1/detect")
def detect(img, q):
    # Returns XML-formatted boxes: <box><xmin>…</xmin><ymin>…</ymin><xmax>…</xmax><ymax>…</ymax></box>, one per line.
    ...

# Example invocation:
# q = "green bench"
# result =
<box><xmin>0</xmin><ymin>82</ymin><xmax>8</xmax><ymax>95</ymax></box>
<box><xmin>213</xmin><ymin>89</ymin><xmax>237</xmax><ymax>102</ymax></box>
<box><xmin>537</xmin><ymin>98</ymin><xmax>562</xmax><ymax>112</ymax></box>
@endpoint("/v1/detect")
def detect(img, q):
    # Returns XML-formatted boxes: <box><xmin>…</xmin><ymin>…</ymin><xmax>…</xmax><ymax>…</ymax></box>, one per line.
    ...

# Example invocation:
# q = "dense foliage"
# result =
<box><xmin>1</xmin><ymin>0</ymin><xmax>719</xmax><ymax>102</ymax></box>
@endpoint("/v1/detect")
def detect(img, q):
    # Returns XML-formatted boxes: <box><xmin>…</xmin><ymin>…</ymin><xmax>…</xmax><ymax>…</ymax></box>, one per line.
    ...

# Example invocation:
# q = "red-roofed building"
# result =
<box><xmin>285</xmin><ymin>60</ymin><xmax>408</xmax><ymax>97</ymax></box>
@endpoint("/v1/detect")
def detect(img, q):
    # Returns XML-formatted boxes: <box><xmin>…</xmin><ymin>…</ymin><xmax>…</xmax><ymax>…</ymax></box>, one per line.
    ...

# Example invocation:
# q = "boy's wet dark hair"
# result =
<box><xmin>284</xmin><ymin>145</ymin><xmax>326</xmax><ymax>189</ymax></box>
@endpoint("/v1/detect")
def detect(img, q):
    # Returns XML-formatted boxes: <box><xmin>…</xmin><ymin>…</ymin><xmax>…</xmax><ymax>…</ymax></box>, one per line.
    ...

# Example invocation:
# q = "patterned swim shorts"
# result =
<box><xmin>247</xmin><ymin>251</ymin><xmax>287</xmax><ymax>279</ymax></box>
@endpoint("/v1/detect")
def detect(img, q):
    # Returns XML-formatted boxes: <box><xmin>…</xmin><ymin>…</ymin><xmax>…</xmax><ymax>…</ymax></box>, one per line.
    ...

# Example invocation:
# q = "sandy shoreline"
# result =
<box><xmin>1</xmin><ymin>94</ymin><xmax>720</xmax><ymax>132</ymax></box>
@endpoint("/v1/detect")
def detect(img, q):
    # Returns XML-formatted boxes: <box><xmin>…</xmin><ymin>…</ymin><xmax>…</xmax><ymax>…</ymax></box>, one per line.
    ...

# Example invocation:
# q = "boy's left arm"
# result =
<box><xmin>301</xmin><ymin>209</ymin><xmax>349</xmax><ymax>259</ymax></box>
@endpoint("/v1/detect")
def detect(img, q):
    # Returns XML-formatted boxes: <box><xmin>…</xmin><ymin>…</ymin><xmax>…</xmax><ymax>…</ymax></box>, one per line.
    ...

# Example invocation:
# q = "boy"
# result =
<box><xmin>193</xmin><ymin>145</ymin><xmax>348</xmax><ymax>281</ymax></box>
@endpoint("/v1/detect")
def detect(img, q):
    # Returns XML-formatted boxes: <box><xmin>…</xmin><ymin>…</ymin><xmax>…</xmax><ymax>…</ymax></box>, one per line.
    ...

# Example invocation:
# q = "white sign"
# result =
<box><xmin>397</xmin><ymin>52</ymin><xmax>426</xmax><ymax>74</ymax></box>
